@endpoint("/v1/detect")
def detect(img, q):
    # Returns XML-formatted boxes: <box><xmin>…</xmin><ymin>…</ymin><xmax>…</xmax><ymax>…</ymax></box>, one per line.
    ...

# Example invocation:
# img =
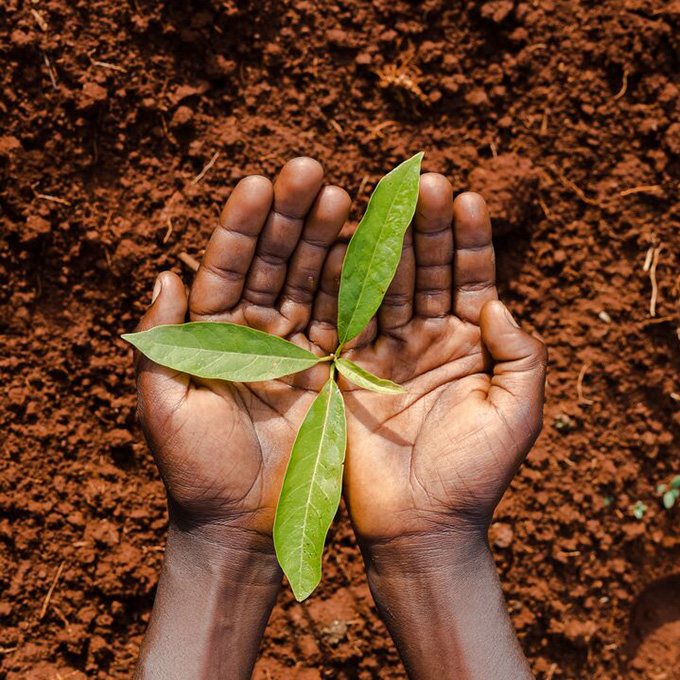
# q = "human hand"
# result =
<box><xmin>340</xmin><ymin>175</ymin><xmax>547</xmax><ymax>547</ymax></box>
<box><xmin>317</xmin><ymin>174</ymin><xmax>545</xmax><ymax>678</ymax></box>
<box><xmin>132</xmin><ymin>158</ymin><xmax>350</xmax><ymax>679</ymax></box>
<box><xmin>135</xmin><ymin>157</ymin><xmax>350</xmax><ymax>545</ymax></box>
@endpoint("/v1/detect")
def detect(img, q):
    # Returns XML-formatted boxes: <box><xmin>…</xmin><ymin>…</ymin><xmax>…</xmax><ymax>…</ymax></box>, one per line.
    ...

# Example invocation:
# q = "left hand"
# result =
<box><xmin>325</xmin><ymin>174</ymin><xmax>547</xmax><ymax>548</ymax></box>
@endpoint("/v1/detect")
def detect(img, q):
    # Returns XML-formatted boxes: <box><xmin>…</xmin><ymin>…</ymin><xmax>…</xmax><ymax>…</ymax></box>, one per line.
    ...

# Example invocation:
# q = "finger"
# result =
<box><xmin>378</xmin><ymin>227</ymin><xmax>415</xmax><ymax>334</ymax></box>
<box><xmin>136</xmin><ymin>271</ymin><xmax>190</xmax><ymax>413</ymax></box>
<box><xmin>308</xmin><ymin>243</ymin><xmax>345</xmax><ymax>353</ymax></box>
<box><xmin>189</xmin><ymin>176</ymin><xmax>273</xmax><ymax>319</ymax></box>
<box><xmin>242</xmin><ymin>157</ymin><xmax>324</xmax><ymax>307</ymax></box>
<box><xmin>279</xmin><ymin>185</ymin><xmax>351</xmax><ymax>330</ymax></box>
<box><xmin>414</xmin><ymin>173</ymin><xmax>454</xmax><ymax>318</ymax></box>
<box><xmin>453</xmin><ymin>192</ymin><xmax>498</xmax><ymax>324</ymax></box>
<box><xmin>480</xmin><ymin>300</ymin><xmax>547</xmax><ymax>444</ymax></box>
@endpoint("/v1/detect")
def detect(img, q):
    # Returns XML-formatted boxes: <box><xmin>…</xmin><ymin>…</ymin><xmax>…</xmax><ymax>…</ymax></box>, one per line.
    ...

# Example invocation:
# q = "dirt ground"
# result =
<box><xmin>1</xmin><ymin>0</ymin><xmax>680</xmax><ymax>678</ymax></box>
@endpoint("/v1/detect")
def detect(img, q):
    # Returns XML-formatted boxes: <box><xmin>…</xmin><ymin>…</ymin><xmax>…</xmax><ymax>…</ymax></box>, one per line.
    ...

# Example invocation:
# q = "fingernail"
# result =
<box><xmin>502</xmin><ymin>303</ymin><xmax>520</xmax><ymax>328</ymax></box>
<box><xmin>152</xmin><ymin>275</ymin><xmax>163</xmax><ymax>303</ymax></box>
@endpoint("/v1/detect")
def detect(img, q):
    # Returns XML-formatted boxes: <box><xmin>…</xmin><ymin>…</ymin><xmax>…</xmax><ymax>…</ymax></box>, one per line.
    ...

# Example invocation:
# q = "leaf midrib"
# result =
<box><xmin>146</xmin><ymin>340</ymin><xmax>317</xmax><ymax>362</ymax></box>
<box><xmin>342</xmin><ymin>175</ymin><xmax>410</xmax><ymax>342</ymax></box>
<box><xmin>295</xmin><ymin>384</ymin><xmax>334</xmax><ymax>591</ymax></box>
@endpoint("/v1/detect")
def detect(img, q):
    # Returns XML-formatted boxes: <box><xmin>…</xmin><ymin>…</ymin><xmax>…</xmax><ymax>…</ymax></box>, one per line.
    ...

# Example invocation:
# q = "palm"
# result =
<box><xmin>343</xmin><ymin>316</ymin><xmax>508</xmax><ymax>542</ymax></box>
<box><xmin>136</xmin><ymin>158</ymin><xmax>350</xmax><ymax>537</ymax></box>
<box><xmin>330</xmin><ymin>178</ymin><xmax>544</xmax><ymax>545</ymax></box>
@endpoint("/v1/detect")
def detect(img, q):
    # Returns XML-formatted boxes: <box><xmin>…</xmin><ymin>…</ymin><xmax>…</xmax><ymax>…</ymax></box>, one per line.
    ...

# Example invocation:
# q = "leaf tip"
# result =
<box><xmin>290</xmin><ymin>578</ymin><xmax>319</xmax><ymax>602</ymax></box>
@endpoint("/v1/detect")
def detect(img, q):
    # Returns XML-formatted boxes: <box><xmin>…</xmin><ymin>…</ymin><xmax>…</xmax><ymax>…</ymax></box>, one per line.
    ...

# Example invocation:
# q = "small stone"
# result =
<box><xmin>170</xmin><ymin>105</ymin><xmax>194</xmax><ymax>128</ymax></box>
<box><xmin>24</xmin><ymin>215</ymin><xmax>51</xmax><ymax>241</ymax></box>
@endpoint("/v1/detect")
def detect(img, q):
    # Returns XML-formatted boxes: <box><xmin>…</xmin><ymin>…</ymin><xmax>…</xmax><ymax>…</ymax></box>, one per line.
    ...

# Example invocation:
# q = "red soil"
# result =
<box><xmin>1</xmin><ymin>0</ymin><xmax>680</xmax><ymax>678</ymax></box>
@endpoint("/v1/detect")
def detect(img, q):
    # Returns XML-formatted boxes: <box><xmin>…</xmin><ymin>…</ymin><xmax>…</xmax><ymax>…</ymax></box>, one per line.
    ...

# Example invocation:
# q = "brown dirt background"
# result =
<box><xmin>2</xmin><ymin>0</ymin><xmax>680</xmax><ymax>678</ymax></box>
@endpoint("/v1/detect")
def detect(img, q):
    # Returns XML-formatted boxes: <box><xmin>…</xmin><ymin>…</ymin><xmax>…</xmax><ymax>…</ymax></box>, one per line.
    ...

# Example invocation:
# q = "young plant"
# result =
<box><xmin>122</xmin><ymin>153</ymin><xmax>423</xmax><ymax>600</ymax></box>
<box><xmin>656</xmin><ymin>475</ymin><xmax>680</xmax><ymax>510</ymax></box>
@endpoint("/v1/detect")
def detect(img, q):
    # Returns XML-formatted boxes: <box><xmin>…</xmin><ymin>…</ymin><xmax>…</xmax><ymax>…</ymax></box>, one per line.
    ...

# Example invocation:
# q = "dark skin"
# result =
<box><xmin>133</xmin><ymin>158</ymin><xmax>547</xmax><ymax>679</ymax></box>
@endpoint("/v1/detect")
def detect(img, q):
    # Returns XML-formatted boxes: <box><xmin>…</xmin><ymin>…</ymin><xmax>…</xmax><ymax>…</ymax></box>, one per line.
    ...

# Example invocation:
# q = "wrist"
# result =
<box><xmin>166</xmin><ymin>511</ymin><xmax>281</xmax><ymax>587</ymax></box>
<box><xmin>359</xmin><ymin>525</ymin><xmax>489</xmax><ymax>580</ymax></box>
<box><xmin>164</xmin><ymin>521</ymin><xmax>282</xmax><ymax>588</ymax></box>
<box><xmin>136</xmin><ymin>524</ymin><xmax>281</xmax><ymax>680</ymax></box>
<box><xmin>358</xmin><ymin>531</ymin><xmax>532</xmax><ymax>680</ymax></box>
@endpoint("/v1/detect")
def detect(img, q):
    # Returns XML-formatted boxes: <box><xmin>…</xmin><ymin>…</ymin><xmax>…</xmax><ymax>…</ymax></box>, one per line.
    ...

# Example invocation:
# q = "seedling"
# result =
<box><xmin>656</xmin><ymin>475</ymin><xmax>680</xmax><ymax>510</ymax></box>
<box><xmin>632</xmin><ymin>500</ymin><xmax>648</xmax><ymax>520</ymax></box>
<box><xmin>123</xmin><ymin>153</ymin><xmax>423</xmax><ymax>600</ymax></box>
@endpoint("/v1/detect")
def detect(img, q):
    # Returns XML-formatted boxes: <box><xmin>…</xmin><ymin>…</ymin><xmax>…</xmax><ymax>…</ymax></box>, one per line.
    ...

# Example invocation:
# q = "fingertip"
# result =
<box><xmin>453</xmin><ymin>191</ymin><xmax>491</xmax><ymax>246</ymax></box>
<box><xmin>276</xmin><ymin>157</ymin><xmax>325</xmax><ymax>200</ymax></box>
<box><xmin>419</xmin><ymin>172</ymin><xmax>453</xmax><ymax>206</ymax></box>
<box><xmin>322</xmin><ymin>243</ymin><xmax>346</xmax><ymax>288</ymax></box>
<box><xmin>319</xmin><ymin>184</ymin><xmax>352</xmax><ymax>215</ymax></box>
<box><xmin>221</xmin><ymin>175</ymin><xmax>274</xmax><ymax>224</ymax></box>
<box><xmin>138</xmin><ymin>271</ymin><xmax>187</xmax><ymax>331</ymax></box>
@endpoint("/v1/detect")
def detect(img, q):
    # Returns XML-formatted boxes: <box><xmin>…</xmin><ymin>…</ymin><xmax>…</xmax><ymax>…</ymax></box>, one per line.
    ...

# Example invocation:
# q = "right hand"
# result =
<box><xmin>132</xmin><ymin>157</ymin><xmax>351</xmax><ymax>547</ymax></box>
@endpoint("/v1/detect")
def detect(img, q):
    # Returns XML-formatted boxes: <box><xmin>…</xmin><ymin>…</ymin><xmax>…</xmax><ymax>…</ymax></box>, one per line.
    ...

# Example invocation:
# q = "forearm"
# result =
<box><xmin>362</xmin><ymin>533</ymin><xmax>532</xmax><ymax>680</ymax></box>
<box><xmin>135</xmin><ymin>524</ymin><xmax>282</xmax><ymax>680</ymax></box>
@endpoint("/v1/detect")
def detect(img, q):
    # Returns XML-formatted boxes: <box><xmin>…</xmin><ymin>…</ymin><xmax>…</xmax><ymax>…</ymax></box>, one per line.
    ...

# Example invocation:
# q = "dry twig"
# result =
<box><xmin>191</xmin><ymin>152</ymin><xmax>220</xmax><ymax>185</ymax></box>
<box><xmin>31</xmin><ymin>8</ymin><xmax>49</xmax><ymax>31</ymax></box>
<box><xmin>618</xmin><ymin>185</ymin><xmax>662</xmax><ymax>197</ymax></box>
<box><xmin>178</xmin><ymin>252</ymin><xmax>200</xmax><ymax>272</ymax></box>
<box><xmin>357</xmin><ymin>175</ymin><xmax>369</xmax><ymax>197</ymax></box>
<box><xmin>163</xmin><ymin>217</ymin><xmax>173</xmax><ymax>244</ymax></box>
<box><xmin>552</xmin><ymin>167</ymin><xmax>598</xmax><ymax>206</ymax></box>
<box><xmin>649</xmin><ymin>245</ymin><xmax>663</xmax><ymax>317</ymax></box>
<box><xmin>577</xmin><ymin>363</ymin><xmax>594</xmax><ymax>405</ymax></box>
<box><xmin>93</xmin><ymin>60</ymin><xmax>127</xmax><ymax>73</ymax></box>
<box><xmin>43</xmin><ymin>53</ymin><xmax>57</xmax><ymax>89</ymax></box>
<box><xmin>36</xmin><ymin>193</ymin><xmax>70</xmax><ymax>206</ymax></box>
<box><xmin>39</xmin><ymin>561</ymin><xmax>65</xmax><ymax>620</ymax></box>
<box><xmin>614</xmin><ymin>67</ymin><xmax>629</xmax><ymax>101</ymax></box>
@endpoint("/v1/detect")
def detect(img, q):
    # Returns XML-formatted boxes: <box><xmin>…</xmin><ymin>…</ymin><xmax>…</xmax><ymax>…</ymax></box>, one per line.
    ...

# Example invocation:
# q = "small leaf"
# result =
<box><xmin>335</xmin><ymin>357</ymin><xmax>406</xmax><ymax>394</ymax></box>
<box><xmin>671</xmin><ymin>475</ymin><xmax>680</xmax><ymax>490</ymax></box>
<box><xmin>274</xmin><ymin>378</ymin><xmax>346</xmax><ymax>601</ymax></box>
<box><xmin>121</xmin><ymin>322</ymin><xmax>322</xmax><ymax>381</ymax></box>
<box><xmin>337</xmin><ymin>152</ymin><xmax>424</xmax><ymax>345</ymax></box>
<box><xmin>633</xmin><ymin>500</ymin><xmax>647</xmax><ymax>520</ymax></box>
<box><xmin>657</xmin><ymin>484</ymin><xmax>667</xmax><ymax>495</ymax></box>
<box><xmin>663</xmin><ymin>490</ymin><xmax>677</xmax><ymax>510</ymax></box>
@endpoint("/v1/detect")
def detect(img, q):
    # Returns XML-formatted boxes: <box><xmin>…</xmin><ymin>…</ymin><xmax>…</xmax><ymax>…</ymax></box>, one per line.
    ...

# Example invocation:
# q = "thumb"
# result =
<box><xmin>134</xmin><ymin>271</ymin><xmax>190</xmax><ymax>417</ymax></box>
<box><xmin>480</xmin><ymin>300</ymin><xmax>547</xmax><ymax>443</ymax></box>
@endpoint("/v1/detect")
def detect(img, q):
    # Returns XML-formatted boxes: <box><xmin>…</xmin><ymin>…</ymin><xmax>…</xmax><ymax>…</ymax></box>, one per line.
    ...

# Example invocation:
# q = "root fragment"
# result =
<box><xmin>192</xmin><ymin>152</ymin><xmax>220</xmax><ymax>185</ymax></box>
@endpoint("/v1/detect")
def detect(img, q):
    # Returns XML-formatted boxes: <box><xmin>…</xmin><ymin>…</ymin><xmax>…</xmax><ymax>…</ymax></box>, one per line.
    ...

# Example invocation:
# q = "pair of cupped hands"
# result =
<box><xmin>134</xmin><ymin>156</ymin><xmax>547</xmax><ymax>597</ymax></box>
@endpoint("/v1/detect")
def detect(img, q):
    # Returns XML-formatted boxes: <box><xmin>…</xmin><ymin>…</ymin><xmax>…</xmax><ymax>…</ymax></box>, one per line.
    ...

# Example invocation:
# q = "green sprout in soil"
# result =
<box><xmin>632</xmin><ymin>500</ymin><xmax>648</xmax><ymax>520</ymax></box>
<box><xmin>122</xmin><ymin>153</ymin><xmax>424</xmax><ymax>601</ymax></box>
<box><xmin>656</xmin><ymin>475</ymin><xmax>680</xmax><ymax>510</ymax></box>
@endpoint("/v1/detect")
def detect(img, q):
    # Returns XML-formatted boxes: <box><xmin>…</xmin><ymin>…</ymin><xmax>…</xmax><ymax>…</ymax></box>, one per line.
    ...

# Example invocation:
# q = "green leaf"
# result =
<box><xmin>633</xmin><ymin>500</ymin><xmax>647</xmax><ymax>520</ymax></box>
<box><xmin>335</xmin><ymin>357</ymin><xmax>406</xmax><ymax>394</ymax></box>
<box><xmin>663</xmin><ymin>490</ymin><xmax>677</xmax><ymax>510</ymax></box>
<box><xmin>121</xmin><ymin>322</ymin><xmax>322</xmax><ymax>382</ymax></box>
<box><xmin>337</xmin><ymin>152</ymin><xmax>424</xmax><ymax>345</ymax></box>
<box><xmin>671</xmin><ymin>475</ymin><xmax>680</xmax><ymax>490</ymax></box>
<box><xmin>657</xmin><ymin>484</ymin><xmax>667</xmax><ymax>495</ymax></box>
<box><xmin>273</xmin><ymin>377</ymin><xmax>346</xmax><ymax>601</ymax></box>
